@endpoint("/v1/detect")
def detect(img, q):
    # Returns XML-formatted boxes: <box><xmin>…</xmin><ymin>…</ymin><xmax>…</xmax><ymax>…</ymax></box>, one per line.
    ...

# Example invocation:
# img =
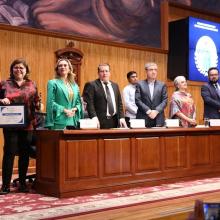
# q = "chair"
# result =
<box><xmin>12</xmin><ymin>136</ymin><xmax>37</xmax><ymax>187</ymax></box>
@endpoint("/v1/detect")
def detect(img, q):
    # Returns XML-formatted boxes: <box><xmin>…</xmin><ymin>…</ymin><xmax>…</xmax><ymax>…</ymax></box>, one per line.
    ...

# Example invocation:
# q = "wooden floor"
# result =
<box><xmin>59</xmin><ymin>190</ymin><xmax>220</xmax><ymax>220</ymax></box>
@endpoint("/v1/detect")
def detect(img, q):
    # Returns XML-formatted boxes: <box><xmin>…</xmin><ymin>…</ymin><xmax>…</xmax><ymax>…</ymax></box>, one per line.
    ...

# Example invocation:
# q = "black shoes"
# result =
<box><xmin>0</xmin><ymin>185</ymin><xmax>10</xmax><ymax>195</ymax></box>
<box><xmin>0</xmin><ymin>183</ymin><xmax>29</xmax><ymax>194</ymax></box>
<box><xmin>18</xmin><ymin>183</ymin><xmax>29</xmax><ymax>193</ymax></box>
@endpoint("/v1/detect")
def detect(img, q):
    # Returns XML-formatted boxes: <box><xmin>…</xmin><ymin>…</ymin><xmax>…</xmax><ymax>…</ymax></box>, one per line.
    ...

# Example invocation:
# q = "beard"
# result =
<box><xmin>210</xmin><ymin>79</ymin><xmax>218</xmax><ymax>84</ymax></box>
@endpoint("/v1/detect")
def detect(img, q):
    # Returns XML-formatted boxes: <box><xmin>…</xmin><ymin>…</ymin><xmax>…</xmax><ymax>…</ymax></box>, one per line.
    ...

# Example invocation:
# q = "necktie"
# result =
<box><xmin>104</xmin><ymin>83</ymin><xmax>114</xmax><ymax>116</ymax></box>
<box><xmin>214</xmin><ymin>84</ymin><xmax>220</xmax><ymax>97</ymax></box>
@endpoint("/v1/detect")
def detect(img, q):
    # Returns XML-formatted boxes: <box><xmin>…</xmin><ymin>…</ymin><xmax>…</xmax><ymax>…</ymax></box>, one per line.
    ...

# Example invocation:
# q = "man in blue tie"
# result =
<box><xmin>201</xmin><ymin>67</ymin><xmax>220</xmax><ymax>119</ymax></box>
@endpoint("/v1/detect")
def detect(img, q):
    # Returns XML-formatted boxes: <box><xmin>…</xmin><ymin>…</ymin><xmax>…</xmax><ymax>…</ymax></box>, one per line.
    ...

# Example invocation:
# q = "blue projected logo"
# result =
<box><xmin>189</xmin><ymin>17</ymin><xmax>220</xmax><ymax>82</ymax></box>
<box><xmin>194</xmin><ymin>36</ymin><xmax>218</xmax><ymax>77</ymax></box>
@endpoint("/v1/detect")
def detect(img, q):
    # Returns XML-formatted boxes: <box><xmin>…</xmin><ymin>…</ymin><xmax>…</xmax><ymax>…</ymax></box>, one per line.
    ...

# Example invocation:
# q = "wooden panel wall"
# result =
<box><xmin>0</xmin><ymin>1</ymin><xmax>219</xmax><ymax>173</ymax></box>
<box><xmin>169</xmin><ymin>3</ymin><xmax>220</xmax><ymax>22</ymax></box>
<box><xmin>0</xmin><ymin>30</ymin><xmax>167</xmax><ymax>103</ymax></box>
<box><xmin>0</xmin><ymin>28</ymin><xmax>167</xmax><ymax>173</ymax></box>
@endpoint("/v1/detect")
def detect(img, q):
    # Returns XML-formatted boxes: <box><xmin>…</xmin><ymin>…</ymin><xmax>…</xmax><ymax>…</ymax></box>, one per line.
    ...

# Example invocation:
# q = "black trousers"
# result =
<box><xmin>100</xmin><ymin>115</ymin><xmax>118</xmax><ymax>129</ymax></box>
<box><xmin>2</xmin><ymin>129</ymin><xmax>32</xmax><ymax>187</ymax></box>
<box><xmin>125</xmin><ymin>117</ymin><xmax>130</xmax><ymax>128</ymax></box>
<box><xmin>146</xmin><ymin>119</ymin><xmax>157</xmax><ymax>128</ymax></box>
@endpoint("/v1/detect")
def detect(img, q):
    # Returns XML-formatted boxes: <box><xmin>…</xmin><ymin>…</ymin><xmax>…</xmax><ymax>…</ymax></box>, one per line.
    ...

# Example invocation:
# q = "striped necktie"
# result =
<box><xmin>104</xmin><ymin>82</ymin><xmax>114</xmax><ymax>116</ymax></box>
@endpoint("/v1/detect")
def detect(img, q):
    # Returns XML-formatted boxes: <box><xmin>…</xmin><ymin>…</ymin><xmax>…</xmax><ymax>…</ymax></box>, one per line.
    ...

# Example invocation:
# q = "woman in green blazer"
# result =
<box><xmin>45</xmin><ymin>58</ymin><xmax>83</xmax><ymax>129</ymax></box>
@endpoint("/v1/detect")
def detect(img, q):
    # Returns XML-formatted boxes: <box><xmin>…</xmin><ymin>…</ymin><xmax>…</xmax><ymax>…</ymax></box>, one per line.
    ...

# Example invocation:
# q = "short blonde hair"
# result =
<box><xmin>55</xmin><ymin>58</ymin><xmax>76</xmax><ymax>83</ymax></box>
<box><xmin>174</xmin><ymin>76</ymin><xmax>186</xmax><ymax>90</ymax></box>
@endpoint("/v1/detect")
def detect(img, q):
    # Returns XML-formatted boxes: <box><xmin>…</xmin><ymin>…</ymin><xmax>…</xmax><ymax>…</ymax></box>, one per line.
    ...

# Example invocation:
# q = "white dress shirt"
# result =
<box><xmin>148</xmin><ymin>81</ymin><xmax>155</xmax><ymax>100</ymax></box>
<box><xmin>123</xmin><ymin>84</ymin><xmax>138</xmax><ymax>118</ymax></box>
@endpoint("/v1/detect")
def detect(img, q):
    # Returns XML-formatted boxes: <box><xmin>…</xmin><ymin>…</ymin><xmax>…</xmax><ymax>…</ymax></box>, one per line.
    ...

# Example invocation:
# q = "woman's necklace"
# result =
<box><xmin>65</xmin><ymin>81</ymin><xmax>74</xmax><ymax>101</ymax></box>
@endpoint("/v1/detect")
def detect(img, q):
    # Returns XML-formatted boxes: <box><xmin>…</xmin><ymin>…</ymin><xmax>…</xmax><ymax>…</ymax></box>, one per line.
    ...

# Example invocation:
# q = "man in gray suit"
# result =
<box><xmin>135</xmin><ymin>62</ymin><xmax>168</xmax><ymax>127</ymax></box>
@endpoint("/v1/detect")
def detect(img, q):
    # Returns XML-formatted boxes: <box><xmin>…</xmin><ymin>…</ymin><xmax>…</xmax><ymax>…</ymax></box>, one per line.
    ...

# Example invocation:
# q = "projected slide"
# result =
<box><xmin>189</xmin><ymin>17</ymin><xmax>220</xmax><ymax>81</ymax></box>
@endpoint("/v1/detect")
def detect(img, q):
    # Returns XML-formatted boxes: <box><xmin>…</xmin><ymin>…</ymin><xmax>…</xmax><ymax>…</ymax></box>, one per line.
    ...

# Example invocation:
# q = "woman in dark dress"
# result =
<box><xmin>0</xmin><ymin>58</ymin><xmax>40</xmax><ymax>194</ymax></box>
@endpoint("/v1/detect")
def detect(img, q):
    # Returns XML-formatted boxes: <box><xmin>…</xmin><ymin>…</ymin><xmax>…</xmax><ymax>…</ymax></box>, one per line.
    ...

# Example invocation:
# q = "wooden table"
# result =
<box><xmin>35</xmin><ymin>127</ymin><xmax>220</xmax><ymax>198</ymax></box>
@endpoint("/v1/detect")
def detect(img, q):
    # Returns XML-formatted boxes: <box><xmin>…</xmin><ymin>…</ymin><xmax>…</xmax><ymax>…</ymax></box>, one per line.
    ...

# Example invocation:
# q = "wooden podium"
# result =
<box><xmin>35</xmin><ymin>127</ymin><xmax>220</xmax><ymax>198</ymax></box>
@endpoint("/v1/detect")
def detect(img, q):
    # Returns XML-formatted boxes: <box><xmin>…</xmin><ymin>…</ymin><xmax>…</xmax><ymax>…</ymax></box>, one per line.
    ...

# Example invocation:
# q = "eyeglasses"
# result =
<box><xmin>99</xmin><ymin>70</ymin><xmax>110</xmax><ymax>73</ymax></box>
<box><xmin>13</xmin><ymin>66</ymin><xmax>25</xmax><ymax>70</ymax></box>
<box><xmin>146</xmin><ymin>68</ymin><xmax>157</xmax><ymax>71</ymax></box>
<box><xmin>209</xmin><ymin>74</ymin><xmax>219</xmax><ymax>76</ymax></box>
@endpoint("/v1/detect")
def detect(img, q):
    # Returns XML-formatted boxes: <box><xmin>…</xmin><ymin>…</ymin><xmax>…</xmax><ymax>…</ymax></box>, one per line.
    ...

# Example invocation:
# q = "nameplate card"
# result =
<box><xmin>130</xmin><ymin>119</ymin><xmax>145</xmax><ymax>128</ymax></box>
<box><xmin>79</xmin><ymin>119</ymin><xmax>98</xmax><ymax>129</ymax></box>
<box><xmin>165</xmin><ymin>119</ymin><xmax>180</xmax><ymax>128</ymax></box>
<box><xmin>209</xmin><ymin>119</ymin><xmax>220</xmax><ymax>127</ymax></box>
<box><xmin>0</xmin><ymin>104</ymin><xmax>26</xmax><ymax>127</ymax></box>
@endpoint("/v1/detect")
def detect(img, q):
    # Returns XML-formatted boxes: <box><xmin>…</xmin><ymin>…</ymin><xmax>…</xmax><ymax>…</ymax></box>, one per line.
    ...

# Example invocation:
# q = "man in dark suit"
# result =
<box><xmin>135</xmin><ymin>62</ymin><xmax>168</xmax><ymax>127</ymax></box>
<box><xmin>201</xmin><ymin>67</ymin><xmax>220</xmax><ymax>119</ymax></box>
<box><xmin>83</xmin><ymin>63</ymin><xmax>127</xmax><ymax>129</ymax></box>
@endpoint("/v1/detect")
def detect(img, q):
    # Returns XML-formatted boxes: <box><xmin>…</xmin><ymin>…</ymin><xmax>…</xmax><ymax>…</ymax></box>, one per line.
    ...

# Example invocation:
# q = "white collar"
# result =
<box><xmin>101</xmin><ymin>80</ymin><xmax>111</xmax><ymax>85</ymax></box>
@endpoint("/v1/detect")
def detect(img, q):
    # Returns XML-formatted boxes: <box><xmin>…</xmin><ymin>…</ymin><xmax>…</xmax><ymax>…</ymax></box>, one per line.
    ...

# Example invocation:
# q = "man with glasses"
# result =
<box><xmin>135</xmin><ymin>62</ymin><xmax>168</xmax><ymax>127</ymax></box>
<box><xmin>201</xmin><ymin>67</ymin><xmax>220</xmax><ymax>119</ymax></box>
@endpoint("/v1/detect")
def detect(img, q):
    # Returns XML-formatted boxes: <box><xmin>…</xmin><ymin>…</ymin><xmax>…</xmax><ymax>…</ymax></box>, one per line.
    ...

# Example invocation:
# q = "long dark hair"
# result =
<box><xmin>9</xmin><ymin>58</ymin><xmax>30</xmax><ymax>80</ymax></box>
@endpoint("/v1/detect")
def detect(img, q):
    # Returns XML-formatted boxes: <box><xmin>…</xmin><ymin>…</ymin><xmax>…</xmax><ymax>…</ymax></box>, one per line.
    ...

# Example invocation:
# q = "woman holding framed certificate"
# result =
<box><xmin>0</xmin><ymin>58</ymin><xmax>40</xmax><ymax>194</ymax></box>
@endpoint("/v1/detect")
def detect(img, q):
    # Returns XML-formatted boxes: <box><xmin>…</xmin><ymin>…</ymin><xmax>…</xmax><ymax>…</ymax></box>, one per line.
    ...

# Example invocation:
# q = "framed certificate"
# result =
<box><xmin>0</xmin><ymin>104</ymin><xmax>27</xmax><ymax>128</ymax></box>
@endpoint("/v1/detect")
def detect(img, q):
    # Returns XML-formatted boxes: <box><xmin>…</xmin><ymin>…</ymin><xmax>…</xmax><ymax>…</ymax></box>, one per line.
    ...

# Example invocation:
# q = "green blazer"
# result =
<box><xmin>45</xmin><ymin>79</ymin><xmax>83</xmax><ymax>129</ymax></box>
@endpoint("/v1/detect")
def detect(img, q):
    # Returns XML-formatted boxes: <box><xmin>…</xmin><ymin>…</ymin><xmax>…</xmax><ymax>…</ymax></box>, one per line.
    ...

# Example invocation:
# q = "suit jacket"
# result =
<box><xmin>201</xmin><ymin>82</ymin><xmax>220</xmax><ymax>119</ymax></box>
<box><xmin>45</xmin><ymin>79</ymin><xmax>83</xmax><ymax>129</ymax></box>
<box><xmin>83</xmin><ymin>79</ymin><xmax>124</xmax><ymax>127</ymax></box>
<box><xmin>135</xmin><ymin>80</ymin><xmax>168</xmax><ymax>126</ymax></box>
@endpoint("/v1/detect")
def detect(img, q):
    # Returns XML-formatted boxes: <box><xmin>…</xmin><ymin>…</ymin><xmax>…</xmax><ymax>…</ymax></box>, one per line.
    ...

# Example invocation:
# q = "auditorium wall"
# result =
<box><xmin>0</xmin><ymin>28</ymin><xmax>168</xmax><ymax>173</ymax></box>
<box><xmin>0</xmin><ymin>1</ymin><xmax>219</xmax><ymax>173</ymax></box>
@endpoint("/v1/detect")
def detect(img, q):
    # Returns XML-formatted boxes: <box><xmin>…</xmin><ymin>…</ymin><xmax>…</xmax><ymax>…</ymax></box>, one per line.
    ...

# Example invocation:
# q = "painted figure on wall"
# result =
<box><xmin>0</xmin><ymin>0</ymin><xmax>161</xmax><ymax>47</ymax></box>
<box><xmin>0</xmin><ymin>0</ymin><xmax>219</xmax><ymax>48</ymax></box>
